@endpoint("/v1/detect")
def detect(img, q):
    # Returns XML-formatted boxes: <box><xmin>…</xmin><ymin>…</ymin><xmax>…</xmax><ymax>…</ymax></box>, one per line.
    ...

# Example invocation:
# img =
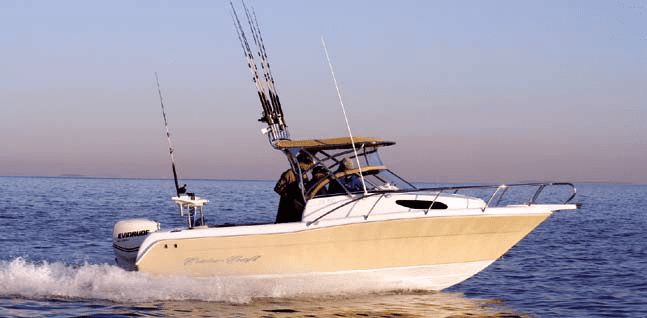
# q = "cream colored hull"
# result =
<box><xmin>135</xmin><ymin>210</ymin><xmax>553</xmax><ymax>289</ymax></box>
<box><xmin>244</xmin><ymin>260</ymin><xmax>497</xmax><ymax>291</ymax></box>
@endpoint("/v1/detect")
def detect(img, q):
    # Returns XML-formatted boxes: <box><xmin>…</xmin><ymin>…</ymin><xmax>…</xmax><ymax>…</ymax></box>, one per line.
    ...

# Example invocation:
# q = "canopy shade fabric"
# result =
<box><xmin>274</xmin><ymin>137</ymin><xmax>395</xmax><ymax>150</ymax></box>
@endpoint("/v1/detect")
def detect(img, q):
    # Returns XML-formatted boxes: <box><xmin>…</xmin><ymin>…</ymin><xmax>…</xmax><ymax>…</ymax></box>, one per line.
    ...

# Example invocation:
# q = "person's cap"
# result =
<box><xmin>297</xmin><ymin>152</ymin><xmax>313</xmax><ymax>164</ymax></box>
<box><xmin>342</xmin><ymin>157</ymin><xmax>354</xmax><ymax>169</ymax></box>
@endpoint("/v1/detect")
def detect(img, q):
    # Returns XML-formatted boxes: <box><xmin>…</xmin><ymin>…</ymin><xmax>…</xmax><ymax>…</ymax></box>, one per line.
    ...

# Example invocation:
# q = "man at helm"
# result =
<box><xmin>273</xmin><ymin>152</ymin><xmax>315</xmax><ymax>223</ymax></box>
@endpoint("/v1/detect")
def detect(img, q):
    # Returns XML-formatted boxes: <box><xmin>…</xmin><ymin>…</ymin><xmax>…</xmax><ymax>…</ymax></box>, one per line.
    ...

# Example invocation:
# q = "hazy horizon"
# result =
<box><xmin>2</xmin><ymin>174</ymin><xmax>644</xmax><ymax>186</ymax></box>
<box><xmin>1</xmin><ymin>1</ymin><xmax>645</xmax><ymax>183</ymax></box>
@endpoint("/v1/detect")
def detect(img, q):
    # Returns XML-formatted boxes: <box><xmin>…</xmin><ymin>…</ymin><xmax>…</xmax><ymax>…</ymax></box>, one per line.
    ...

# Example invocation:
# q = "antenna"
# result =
<box><xmin>155</xmin><ymin>72</ymin><xmax>187</xmax><ymax>197</ymax></box>
<box><xmin>321</xmin><ymin>37</ymin><xmax>368</xmax><ymax>195</ymax></box>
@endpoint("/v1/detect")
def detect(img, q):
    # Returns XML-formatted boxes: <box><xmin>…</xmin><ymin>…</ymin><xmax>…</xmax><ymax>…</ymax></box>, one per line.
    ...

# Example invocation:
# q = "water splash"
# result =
<box><xmin>0</xmin><ymin>257</ymin><xmax>288</xmax><ymax>303</ymax></box>
<box><xmin>0</xmin><ymin>257</ymin><xmax>430</xmax><ymax>304</ymax></box>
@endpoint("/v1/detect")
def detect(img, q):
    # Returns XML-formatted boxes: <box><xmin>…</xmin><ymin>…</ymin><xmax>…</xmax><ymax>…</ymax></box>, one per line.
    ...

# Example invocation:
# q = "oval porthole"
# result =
<box><xmin>396</xmin><ymin>200</ymin><xmax>448</xmax><ymax>210</ymax></box>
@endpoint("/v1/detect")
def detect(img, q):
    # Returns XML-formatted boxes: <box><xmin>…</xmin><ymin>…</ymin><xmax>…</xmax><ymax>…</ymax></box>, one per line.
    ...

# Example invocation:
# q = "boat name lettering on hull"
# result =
<box><xmin>117</xmin><ymin>230</ymin><xmax>150</xmax><ymax>239</ymax></box>
<box><xmin>184</xmin><ymin>255</ymin><xmax>262</xmax><ymax>266</ymax></box>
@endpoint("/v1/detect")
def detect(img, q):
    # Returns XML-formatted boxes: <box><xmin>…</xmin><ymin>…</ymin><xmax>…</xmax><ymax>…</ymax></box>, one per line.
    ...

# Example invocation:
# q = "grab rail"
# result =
<box><xmin>305</xmin><ymin>182</ymin><xmax>577</xmax><ymax>226</ymax></box>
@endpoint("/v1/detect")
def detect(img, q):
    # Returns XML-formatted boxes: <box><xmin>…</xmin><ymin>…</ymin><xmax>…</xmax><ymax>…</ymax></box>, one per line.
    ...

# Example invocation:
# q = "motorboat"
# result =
<box><xmin>112</xmin><ymin>3</ymin><xmax>578</xmax><ymax>290</ymax></box>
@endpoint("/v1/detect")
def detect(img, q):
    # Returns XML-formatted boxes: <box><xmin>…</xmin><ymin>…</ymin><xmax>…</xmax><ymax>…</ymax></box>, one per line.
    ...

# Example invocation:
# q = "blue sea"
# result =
<box><xmin>0</xmin><ymin>176</ymin><xmax>645</xmax><ymax>317</ymax></box>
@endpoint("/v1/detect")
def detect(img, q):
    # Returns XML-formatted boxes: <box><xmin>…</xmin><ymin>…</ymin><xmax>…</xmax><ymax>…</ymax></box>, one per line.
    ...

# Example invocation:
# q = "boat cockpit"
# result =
<box><xmin>273</xmin><ymin>136</ymin><xmax>415</xmax><ymax>201</ymax></box>
<box><xmin>163</xmin><ymin>137</ymin><xmax>578</xmax><ymax>228</ymax></box>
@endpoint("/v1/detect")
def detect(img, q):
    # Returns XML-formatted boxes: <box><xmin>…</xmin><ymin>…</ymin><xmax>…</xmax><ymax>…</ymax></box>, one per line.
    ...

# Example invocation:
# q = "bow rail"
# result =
<box><xmin>306</xmin><ymin>182</ymin><xmax>577</xmax><ymax>226</ymax></box>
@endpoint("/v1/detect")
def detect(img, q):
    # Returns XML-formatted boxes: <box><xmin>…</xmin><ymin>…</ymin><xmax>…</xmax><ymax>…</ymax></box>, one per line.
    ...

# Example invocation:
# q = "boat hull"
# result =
<box><xmin>134</xmin><ymin>211</ymin><xmax>552</xmax><ymax>289</ymax></box>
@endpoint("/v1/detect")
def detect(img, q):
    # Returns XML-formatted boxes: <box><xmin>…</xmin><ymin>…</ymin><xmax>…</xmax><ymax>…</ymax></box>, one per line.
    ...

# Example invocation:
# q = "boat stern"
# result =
<box><xmin>113</xmin><ymin>218</ymin><xmax>160</xmax><ymax>271</ymax></box>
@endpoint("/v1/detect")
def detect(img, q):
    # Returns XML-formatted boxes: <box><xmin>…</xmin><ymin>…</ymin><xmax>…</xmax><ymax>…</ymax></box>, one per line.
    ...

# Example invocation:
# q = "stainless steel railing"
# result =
<box><xmin>305</xmin><ymin>182</ymin><xmax>577</xmax><ymax>226</ymax></box>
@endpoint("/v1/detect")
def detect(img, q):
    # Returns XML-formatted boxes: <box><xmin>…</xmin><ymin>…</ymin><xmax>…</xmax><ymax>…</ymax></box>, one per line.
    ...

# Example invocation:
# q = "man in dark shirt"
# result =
<box><xmin>274</xmin><ymin>153</ymin><xmax>314</xmax><ymax>223</ymax></box>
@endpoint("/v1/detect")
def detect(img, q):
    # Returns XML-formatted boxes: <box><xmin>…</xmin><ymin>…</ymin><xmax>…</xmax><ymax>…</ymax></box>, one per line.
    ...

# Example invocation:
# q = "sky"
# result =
<box><xmin>0</xmin><ymin>0</ymin><xmax>645</xmax><ymax>183</ymax></box>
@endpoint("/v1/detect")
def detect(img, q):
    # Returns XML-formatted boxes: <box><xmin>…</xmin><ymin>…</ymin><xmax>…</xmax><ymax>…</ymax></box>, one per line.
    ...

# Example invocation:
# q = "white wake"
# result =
<box><xmin>0</xmin><ymin>257</ymin><xmax>416</xmax><ymax>303</ymax></box>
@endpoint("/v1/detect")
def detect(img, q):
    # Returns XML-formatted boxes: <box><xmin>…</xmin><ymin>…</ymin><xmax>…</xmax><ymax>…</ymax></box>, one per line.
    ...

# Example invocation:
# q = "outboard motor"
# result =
<box><xmin>113</xmin><ymin>219</ymin><xmax>160</xmax><ymax>271</ymax></box>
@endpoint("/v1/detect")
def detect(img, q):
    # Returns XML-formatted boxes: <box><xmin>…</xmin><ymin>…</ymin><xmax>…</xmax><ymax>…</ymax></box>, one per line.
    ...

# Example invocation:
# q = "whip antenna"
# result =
<box><xmin>155</xmin><ymin>72</ymin><xmax>187</xmax><ymax>197</ymax></box>
<box><xmin>321</xmin><ymin>37</ymin><xmax>368</xmax><ymax>195</ymax></box>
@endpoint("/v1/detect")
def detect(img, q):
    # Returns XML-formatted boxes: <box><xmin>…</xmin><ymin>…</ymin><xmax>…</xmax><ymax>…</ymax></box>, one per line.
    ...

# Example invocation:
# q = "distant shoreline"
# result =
<box><xmin>0</xmin><ymin>175</ymin><xmax>276</xmax><ymax>183</ymax></box>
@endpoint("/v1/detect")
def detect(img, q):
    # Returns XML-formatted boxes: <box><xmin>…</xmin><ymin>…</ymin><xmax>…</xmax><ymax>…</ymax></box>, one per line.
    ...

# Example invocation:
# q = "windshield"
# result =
<box><xmin>310</xmin><ymin>168</ymin><xmax>415</xmax><ymax>198</ymax></box>
<box><xmin>357</xmin><ymin>169</ymin><xmax>416</xmax><ymax>192</ymax></box>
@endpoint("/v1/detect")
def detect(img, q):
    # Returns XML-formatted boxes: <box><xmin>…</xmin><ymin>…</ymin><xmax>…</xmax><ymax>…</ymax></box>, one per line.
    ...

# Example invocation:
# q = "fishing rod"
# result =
<box><xmin>243</xmin><ymin>6</ymin><xmax>275</xmax><ymax>114</ymax></box>
<box><xmin>231</xmin><ymin>1</ymin><xmax>289</xmax><ymax>142</ymax></box>
<box><xmin>230</xmin><ymin>2</ymin><xmax>273</xmax><ymax>126</ymax></box>
<box><xmin>241</xmin><ymin>3</ymin><xmax>281</xmax><ymax>123</ymax></box>
<box><xmin>155</xmin><ymin>72</ymin><xmax>187</xmax><ymax>197</ymax></box>
<box><xmin>321</xmin><ymin>37</ymin><xmax>368</xmax><ymax>195</ymax></box>
<box><xmin>250</xmin><ymin>7</ymin><xmax>288</xmax><ymax>133</ymax></box>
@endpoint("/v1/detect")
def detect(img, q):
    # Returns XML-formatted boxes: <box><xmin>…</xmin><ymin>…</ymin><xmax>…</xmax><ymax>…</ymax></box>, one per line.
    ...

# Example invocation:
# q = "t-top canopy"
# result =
<box><xmin>273</xmin><ymin>137</ymin><xmax>395</xmax><ymax>150</ymax></box>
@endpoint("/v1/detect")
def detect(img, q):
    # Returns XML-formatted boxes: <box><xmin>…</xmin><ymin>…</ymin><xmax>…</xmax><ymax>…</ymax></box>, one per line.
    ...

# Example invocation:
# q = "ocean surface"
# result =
<box><xmin>0</xmin><ymin>176</ymin><xmax>645</xmax><ymax>317</ymax></box>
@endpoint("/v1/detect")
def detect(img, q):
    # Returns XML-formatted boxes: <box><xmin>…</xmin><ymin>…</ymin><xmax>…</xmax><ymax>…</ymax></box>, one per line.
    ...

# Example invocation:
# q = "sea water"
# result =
<box><xmin>0</xmin><ymin>177</ymin><xmax>645</xmax><ymax>317</ymax></box>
